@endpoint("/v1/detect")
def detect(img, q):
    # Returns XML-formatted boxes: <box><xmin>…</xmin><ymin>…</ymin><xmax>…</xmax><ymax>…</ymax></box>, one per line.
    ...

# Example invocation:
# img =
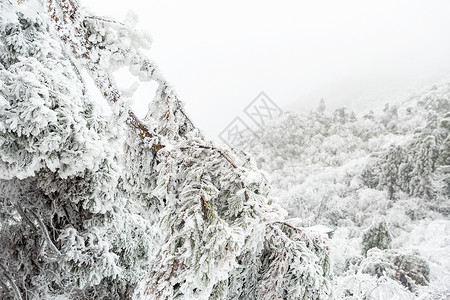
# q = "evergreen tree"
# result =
<box><xmin>409</xmin><ymin>135</ymin><xmax>438</xmax><ymax>199</ymax></box>
<box><xmin>363</xmin><ymin>110</ymin><xmax>375</xmax><ymax>120</ymax></box>
<box><xmin>437</xmin><ymin>114</ymin><xmax>450</xmax><ymax>167</ymax></box>
<box><xmin>317</xmin><ymin>98</ymin><xmax>326</xmax><ymax>114</ymax></box>
<box><xmin>0</xmin><ymin>1</ymin><xmax>332</xmax><ymax>299</ymax></box>
<box><xmin>361</xmin><ymin>220</ymin><xmax>392</xmax><ymax>256</ymax></box>
<box><xmin>378</xmin><ymin>145</ymin><xmax>404</xmax><ymax>200</ymax></box>
<box><xmin>381</xmin><ymin>103</ymin><xmax>398</xmax><ymax>131</ymax></box>
<box><xmin>334</xmin><ymin>107</ymin><xmax>348</xmax><ymax>124</ymax></box>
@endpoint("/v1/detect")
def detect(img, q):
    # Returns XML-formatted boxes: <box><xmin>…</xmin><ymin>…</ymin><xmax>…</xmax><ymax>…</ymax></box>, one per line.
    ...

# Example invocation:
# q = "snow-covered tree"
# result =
<box><xmin>344</xmin><ymin>248</ymin><xmax>430</xmax><ymax>293</ymax></box>
<box><xmin>361</xmin><ymin>220</ymin><xmax>392</xmax><ymax>256</ymax></box>
<box><xmin>359</xmin><ymin>248</ymin><xmax>430</xmax><ymax>292</ymax></box>
<box><xmin>381</xmin><ymin>103</ymin><xmax>398</xmax><ymax>131</ymax></box>
<box><xmin>0</xmin><ymin>0</ymin><xmax>332</xmax><ymax>299</ymax></box>
<box><xmin>229</xmin><ymin>73</ymin><xmax>450</xmax><ymax>298</ymax></box>
<box><xmin>0</xmin><ymin>2</ymin><xmax>159</xmax><ymax>298</ymax></box>
<box><xmin>317</xmin><ymin>98</ymin><xmax>326</xmax><ymax>114</ymax></box>
<box><xmin>378</xmin><ymin>145</ymin><xmax>405</xmax><ymax>200</ymax></box>
<box><xmin>409</xmin><ymin>135</ymin><xmax>438</xmax><ymax>198</ymax></box>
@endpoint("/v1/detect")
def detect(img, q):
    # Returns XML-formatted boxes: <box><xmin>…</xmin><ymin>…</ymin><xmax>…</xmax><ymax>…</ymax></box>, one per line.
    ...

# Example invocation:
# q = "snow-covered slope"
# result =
<box><xmin>236</xmin><ymin>83</ymin><xmax>450</xmax><ymax>299</ymax></box>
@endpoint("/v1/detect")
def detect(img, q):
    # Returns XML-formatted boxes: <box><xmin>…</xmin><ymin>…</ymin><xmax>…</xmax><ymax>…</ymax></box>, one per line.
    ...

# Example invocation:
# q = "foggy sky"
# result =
<box><xmin>86</xmin><ymin>0</ymin><xmax>450</xmax><ymax>140</ymax></box>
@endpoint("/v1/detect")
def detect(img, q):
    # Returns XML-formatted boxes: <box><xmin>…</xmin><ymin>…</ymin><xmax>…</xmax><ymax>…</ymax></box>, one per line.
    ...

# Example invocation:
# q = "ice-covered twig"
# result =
<box><xmin>0</xmin><ymin>262</ymin><xmax>23</xmax><ymax>300</ymax></box>
<box><xmin>15</xmin><ymin>203</ymin><xmax>37</xmax><ymax>231</ymax></box>
<box><xmin>85</xmin><ymin>16</ymin><xmax>124</xmax><ymax>25</ymax></box>
<box><xmin>191</xmin><ymin>144</ymin><xmax>250</xmax><ymax>200</ymax></box>
<box><xmin>28</xmin><ymin>210</ymin><xmax>61</xmax><ymax>257</ymax></box>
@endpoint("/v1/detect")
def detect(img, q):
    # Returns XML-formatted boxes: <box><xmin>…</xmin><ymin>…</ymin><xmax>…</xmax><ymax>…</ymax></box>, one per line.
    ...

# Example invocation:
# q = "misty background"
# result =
<box><xmin>85</xmin><ymin>0</ymin><xmax>450</xmax><ymax>141</ymax></box>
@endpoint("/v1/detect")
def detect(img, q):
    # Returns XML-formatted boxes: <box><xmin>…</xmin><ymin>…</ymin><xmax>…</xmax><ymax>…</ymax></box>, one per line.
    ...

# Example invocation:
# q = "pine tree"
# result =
<box><xmin>0</xmin><ymin>2</ymin><xmax>158</xmax><ymax>298</ymax></box>
<box><xmin>363</xmin><ymin>110</ymin><xmax>375</xmax><ymax>120</ymax></box>
<box><xmin>409</xmin><ymin>135</ymin><xmax>438</xmax><ymax>199</ymax></box>
<box><xmin>361</xmin><ymin>220</ymin><xmax>392</xmax><ymax>256</ymax></box>
<box><xmin>378</xmin><ymin>145</ymin><xmax>405</xmax><ymax>200</ymax></box>
<box><xmin>0</xmin><ymin>1</ymin><xmax>333</xmax><ymax>299</ymax></box>
<box><xmin>381</xmin><ymin>103</ymin><xmax>398</xmax><ymax>131</ymax></box>
<box><xmin>437</xmin><ymin>115</ymin><xmax>450</xmax><ymax>166</ymax></box>
<box><xmin>317</xmin><ymin>98</ymin><xmax>326</xmax><ymax>114</ymax></box>
<box><xmin>334</xmin><ymin>107</ymin><xmax>348</xmax><ymax>124</ymax></box>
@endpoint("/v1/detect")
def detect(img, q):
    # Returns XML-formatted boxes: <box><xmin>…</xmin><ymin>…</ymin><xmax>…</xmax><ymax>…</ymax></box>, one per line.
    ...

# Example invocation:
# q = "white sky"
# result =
<box><xmin>86</xmin><ymin>0</ymin><xmax>450</xmax><ymax>140</ymax></box>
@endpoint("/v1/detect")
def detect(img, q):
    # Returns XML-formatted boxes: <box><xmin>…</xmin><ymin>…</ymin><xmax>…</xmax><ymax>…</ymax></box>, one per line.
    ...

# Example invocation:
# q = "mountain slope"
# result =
<box><xmin>236</xmin><ymin>83</ymin><xmax>450</xmax><ymax>299</ymax></box>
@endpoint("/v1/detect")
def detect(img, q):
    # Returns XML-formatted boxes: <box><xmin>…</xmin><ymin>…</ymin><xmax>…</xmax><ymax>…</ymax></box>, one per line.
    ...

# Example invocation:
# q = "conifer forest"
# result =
<box><xmin>0</xmin><ymin>1</ymin><xmax>449</xmax><ymax>299</ymax></box>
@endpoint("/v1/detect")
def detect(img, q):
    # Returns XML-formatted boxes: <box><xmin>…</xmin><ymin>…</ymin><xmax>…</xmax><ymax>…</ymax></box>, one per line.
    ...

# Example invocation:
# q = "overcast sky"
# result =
<box><xmin>86</xmin><ymin>0</ymin><xmax>450</xmax><ymax>140</ymax></box>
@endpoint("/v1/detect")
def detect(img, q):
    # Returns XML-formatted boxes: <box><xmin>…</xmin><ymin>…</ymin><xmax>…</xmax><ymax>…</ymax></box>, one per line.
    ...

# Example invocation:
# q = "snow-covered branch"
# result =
<box><xmin>0</xmin><ymin>262</ymin><xmax>23</xmax><ymax>300</ymax></box>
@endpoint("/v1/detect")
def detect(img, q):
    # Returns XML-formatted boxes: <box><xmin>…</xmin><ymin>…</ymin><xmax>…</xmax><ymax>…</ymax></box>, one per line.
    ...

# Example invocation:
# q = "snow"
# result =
<box><xmin>1</xmin><ymin>0</ymin><xmax>449</xmax><ymax>299</ymax></box>
<box><xmin>401</xmin><ymin>220</ymin><xmax>450</xmax><ymax>297</ymax></box>
<box><xmin>236</xmin><ymin>82</ymin><xmax>450</xmax><ymax>299</ymax></box>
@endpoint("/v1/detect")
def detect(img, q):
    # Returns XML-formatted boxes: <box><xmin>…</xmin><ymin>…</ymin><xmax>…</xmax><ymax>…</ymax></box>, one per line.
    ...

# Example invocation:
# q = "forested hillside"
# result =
<box><xmin>1</xmin><ymin>0</ymin><xmax>449</xmax><ymax>299</ymax></box>
<box><xmin>237</xmin><ymin>84</ymin><xmax>450</xmax><ymax>299</ymax></box>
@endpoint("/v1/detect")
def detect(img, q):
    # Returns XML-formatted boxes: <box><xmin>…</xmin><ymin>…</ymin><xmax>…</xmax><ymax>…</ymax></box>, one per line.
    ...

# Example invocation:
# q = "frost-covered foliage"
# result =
<box><xmin>361</xmin><ymin>249</ymin><xmax>430</xmax><ymax>291</ymax></box>
<box><xmin>0</xmin><ymin>2</ymin><xmax>157</xmax><ymax>298</ymax></box>
<box><xmin>336</xmin><ymin>274</ymin><xmax>413</xmax><ymax>300</ymax></box>
<box><xmin>236</xmin><ymin>84</ymin><xmax>450</xmax><ymax>298</ymax></box>
<box><xmin>0</xmin><ymin>1</ymin><xmax>332</xmax><ymax>299</ymax></box>
<box><xmin>224</xmin><ymin>223</ymin><xmax>332</xmax><ymax>300</ymax></box>
<box><xmin>127</xmin><ymin>64</ymin><xmax>333</xmax><ymax>300</ymax></box>
<box><xmin>361</xmin><ymin>220</ymin><xmax>392</xmax><ymax>256</ymax></box>
<box><xmin>344</xmin><ymin>247</ymin><xmax>430</xmax><ymax>292</ymax></box>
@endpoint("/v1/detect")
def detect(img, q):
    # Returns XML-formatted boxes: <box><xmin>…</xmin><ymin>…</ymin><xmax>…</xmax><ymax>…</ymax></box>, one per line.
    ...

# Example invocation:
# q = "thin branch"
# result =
<box><xmin>15</xmin><ymin>203</ymin><xmax>37</xmax><ymax>231</ymax></box>
<box><xmin>194</xmin><ymin>144</ymin><xmax>249</xmax><ymax>200</ymax></box>
<box><xmin>0</xmin><ymin>278</ymin><xmax>9</xmax><ymax>296</ymax></box>
<box><xmin>195</xmin><ymin>145</ymin><xmax>238</xmax><ymax>168</ymax></box>
<box><xmin>200</xmin><ymin>196</ymin><xmax>216</xmax><ymax>219</ymax></box>
<box><xmin>86</xmin><ymin>62</ymin><xmax>164</xmax><ymax>150</ymax></box>
<box><xmin>28</xmin><ymin>210</ymin><xmax>61</xmax><ymax>256</ymax></box>
<box><xmin>89</xmin><ymin>68</ymin><xmax>163</xmax><ymax>149</ymax></box>
<box><xmin>159</xmin><ymin>82</ymin><xmax>195</xmax><ymax>129</ymax></box>
<box><xmin>274</xmin><ymin>221</ymin><xmax>303</xmax><ymax>233</ymax></box>
<box><xmin>85</xmin><ymin>16</ymin><xmax>124</xmax><ymax>26</ymax></box>
<box><xmin>35</xmin><ymin>240</ymin><xmax>45</xmax><ymax>260</ymax></box>
<box><xmin>0</xmin><ymin>263</ymin><xmax>23</xmax><ymax>300</ymax></box>
<box><xmin>63</xmin><ymin>50</ymin><xmax>87</xmax><ymax>96</ymax></box>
